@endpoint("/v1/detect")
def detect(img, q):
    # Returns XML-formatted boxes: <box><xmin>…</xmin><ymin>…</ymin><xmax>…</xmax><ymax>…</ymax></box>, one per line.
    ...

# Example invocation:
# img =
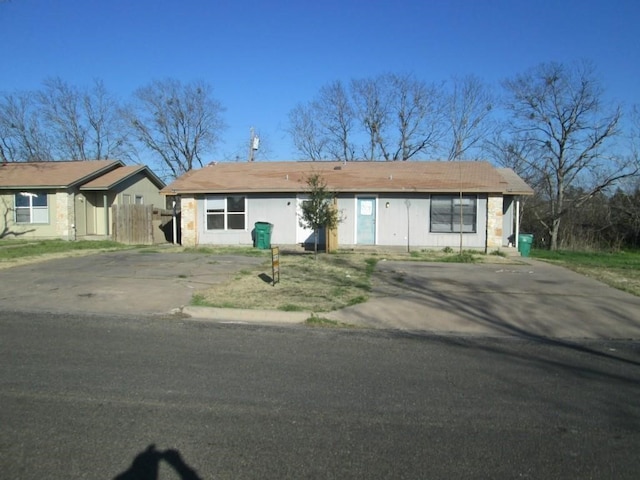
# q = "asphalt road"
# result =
<box><xmin>1</xmin><ymin>311</ymin><xmax>639</xmax><ymax>479</ymax></box>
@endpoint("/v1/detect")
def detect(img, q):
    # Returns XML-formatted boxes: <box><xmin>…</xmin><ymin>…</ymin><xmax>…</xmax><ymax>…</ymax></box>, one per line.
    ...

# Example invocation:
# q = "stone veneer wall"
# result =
<box><xmin>180</xmin><ymin>195</ymin><xmax>198</xmax><ymax>246</ymax></box>
<box><xmin>55</xmin><ymin>191</ymin><xmax>74</xmax><ymax>240</ymax></box>
<box><xmin>486</xmin><ymin>194</ymin><xmax>503</xmax><ymax>249</ymax></box>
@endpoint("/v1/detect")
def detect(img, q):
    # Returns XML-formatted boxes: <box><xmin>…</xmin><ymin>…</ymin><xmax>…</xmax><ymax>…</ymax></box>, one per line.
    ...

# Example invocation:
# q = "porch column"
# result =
<box><xmin>180</xmin><ymin>195</ymin><xmax>197</xmax><ymax>247</ymax></box>
<box><xmin>55</xmin><ymin>191</ymin><xmax>75</xmax><ymax>240</ymax></box>
<box><xmin>104</xmin><ymin>193</ymin><xmax>109</xmax><ymax>236</ymax></box>
<box><xmin>515</xmin><ymin>198</ymin><xmax>520</xmax><ymax>250</ymax></box>
<box><xmin>486</xmin><ymin>194</ymin><xmax>503</xmax><ymax>250</ymax></box>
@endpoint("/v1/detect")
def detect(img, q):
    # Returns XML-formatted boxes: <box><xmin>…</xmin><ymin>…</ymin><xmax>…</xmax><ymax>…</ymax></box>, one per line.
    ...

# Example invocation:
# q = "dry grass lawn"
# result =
<box><xmin>192</xmin><ymin>248</ymin><xmax>522</xmax><ymax>312</ymax></box>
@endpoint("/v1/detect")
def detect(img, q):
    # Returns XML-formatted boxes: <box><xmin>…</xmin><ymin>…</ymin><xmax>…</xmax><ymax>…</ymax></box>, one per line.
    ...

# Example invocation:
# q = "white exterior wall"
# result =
<box><xmin>196</xmin><ymin>194</ymin><xmax>298</xmax><ymax>246</ymax></box>
<box><xmin>336</xmin><ymin>193</ymin><xmax>488</xmax><ymax>249</ymax></box>
<box><xmin>335</xmin><ymin>195</ymin><xmax>355</xmax><ymax>245</ymax></box>
<box><xmin>190</xmin><ymin>192</ymin><xmax>493</xmax><ymax>250</ymax></box>
<box><xmin>502</xmin><ymin>196</ymin><xmax>515</xmax><ymax>246</ymax></box>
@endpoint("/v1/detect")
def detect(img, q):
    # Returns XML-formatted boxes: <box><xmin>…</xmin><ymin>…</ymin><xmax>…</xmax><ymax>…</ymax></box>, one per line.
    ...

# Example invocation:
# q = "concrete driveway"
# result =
<box><xmin>2</xmin><ymin>250</ymin><xmax>640</xmax><ymax>340</ymax></box>
<box><xmin>327</xmin><ymin>259</ymin><xmax>640</xmax><ymax>340</ymax></box>
<box><xmin>0</xmin><ymin>250</ymin><xmax>264</xmax><ymax>316</ymax></box>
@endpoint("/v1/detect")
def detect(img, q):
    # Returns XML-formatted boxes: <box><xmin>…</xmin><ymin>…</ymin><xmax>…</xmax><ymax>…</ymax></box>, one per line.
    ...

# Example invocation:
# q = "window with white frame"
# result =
<box><xmin>430</xmin><ymin>194</ymin><xmax>477</xmax><ymax>233</ymax></box>
<box><xmin>14</xmin><ymin>192</ymin><xmax>49</xmax><ymax>224</ymax></box>
<box><xmin>205</xmin><ymin>195</ymin><xmax>246</xmax><ymax>230</ymax></box>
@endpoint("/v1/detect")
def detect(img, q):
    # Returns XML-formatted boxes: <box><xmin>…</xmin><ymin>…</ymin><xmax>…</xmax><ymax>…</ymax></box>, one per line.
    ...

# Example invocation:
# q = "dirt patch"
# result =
<box><xmin>0</xmin><ymin>249</ymin><xmax>114</xmax><ymax>270</ymax></box>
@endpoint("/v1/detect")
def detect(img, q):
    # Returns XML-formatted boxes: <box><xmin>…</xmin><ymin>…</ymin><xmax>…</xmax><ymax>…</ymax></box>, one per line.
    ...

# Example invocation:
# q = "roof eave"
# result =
<box><xmin>162</xmin><ymin>187</ymin><xmax>529</xmax><ymax>195</ymax></box>
<box><xmin>1</xmin><ymin>185</ymin><xmax>70</xmax><ymax>190</ymax></box>
<box><xmin>80</xmin><ymin>166</ymin><xmax>166</xmax><ymax>191</ymax></box>
<box><xmin>67</xmin><ymin>160</ymin><xmax>125</xmax><ymax>188</ymax></box>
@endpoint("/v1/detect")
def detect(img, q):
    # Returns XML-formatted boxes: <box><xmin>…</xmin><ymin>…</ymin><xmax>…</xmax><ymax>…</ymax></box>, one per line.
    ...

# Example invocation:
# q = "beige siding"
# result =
<box><xmin>0</xmin><ymin>191</ymin><xmax>63</xmax><ymax>239</ymax></box>
<box><xmin>100</xmin><ymin>174</ymin><xmax>164</xmax><ymax>237</ymax></box>
<box><xmin>114</xmin><ymin>174</ymin><xmax>165</xmax><ymax>208</ymax></box>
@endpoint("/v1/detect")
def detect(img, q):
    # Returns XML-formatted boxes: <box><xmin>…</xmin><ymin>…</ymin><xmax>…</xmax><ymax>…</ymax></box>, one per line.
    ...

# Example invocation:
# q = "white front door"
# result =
<box><xmin>356</xmin><ymin>197</ymin><xmax>376</xmax><ymax>245</ymax></box>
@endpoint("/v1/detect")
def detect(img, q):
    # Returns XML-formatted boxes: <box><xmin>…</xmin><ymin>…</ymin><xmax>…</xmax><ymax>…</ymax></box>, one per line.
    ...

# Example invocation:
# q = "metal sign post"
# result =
<box><xmin>271</xmin><ymin>247</ymin><xmax>280</xmax><ymax>286</ymax></box>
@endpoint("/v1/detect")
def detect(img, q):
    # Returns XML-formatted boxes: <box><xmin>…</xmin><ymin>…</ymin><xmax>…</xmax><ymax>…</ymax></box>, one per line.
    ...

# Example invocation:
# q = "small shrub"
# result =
<box><xmin>442</xmin><ymin>246</ymin><xmax>454</xmax><ymax>254</ymax></box>
<box><xmin>364</xmin><ymin>258</ymin><xmax>378</xmax><ymax>276</ymax></box>
<box><xmin>191</xmin><ymin>293</ymin><xmax>207</xmax><ymax>306</ymax></box>
<box><xmin>347</xmin><ymin>295</ymin><xmax>368</xmax><ymax>306</ymax></box>
<box><xmin>441</xmin><ymin>252</ymin><xmax>477</xmax><ymax>263</ymax></box>
<box><xmin>279</xmin><ymin>304</ymin><xmax>304</xmax><ymax>312</ymax></box>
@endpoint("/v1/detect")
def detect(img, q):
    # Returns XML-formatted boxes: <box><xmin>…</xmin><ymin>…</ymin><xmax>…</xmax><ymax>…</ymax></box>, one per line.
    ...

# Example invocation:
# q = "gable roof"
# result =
<box><xmin>163</xmin><ymin>161</ymin><xmax>534</xmax><ymax>196</ymax></box>
<box><xmin>80</xmin><ymin>165</ymin><xmax>166</xmax><ymax>190</ymax></box>
<box><xmin>0</xmin><ymin>160</ymin><xmax>123</xmax><ymax>189</ymax></box>
<box><xmin>496</xmin><ymin>168</ymin><xmax>534</xmax><ymax>195</ymax></box>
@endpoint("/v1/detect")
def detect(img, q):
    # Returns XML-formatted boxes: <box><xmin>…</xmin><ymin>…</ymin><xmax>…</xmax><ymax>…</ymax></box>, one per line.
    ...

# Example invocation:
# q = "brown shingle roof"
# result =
<box><xmin>0</xmin><ymin>160</ymin><xmax>123</xmax><ymax>189</ymax></box>
<box><xmin>496</xmin><ymin>168</ymin><xmax>534</xmax><ymax>195</ymax></box>
<box><xmin>80</xmin><ymin>165</ymin><xmax>166</xmax><ymax>190</ymax></box>
<box><xmin>162</xmin><ymin>161</ymin><xmax>534</xmax><ymax>195</ymax></box>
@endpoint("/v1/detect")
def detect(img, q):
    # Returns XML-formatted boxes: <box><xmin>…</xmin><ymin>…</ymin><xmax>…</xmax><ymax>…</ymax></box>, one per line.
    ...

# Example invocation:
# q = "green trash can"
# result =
<box><xmin>518</xmin><ymin>234</ymin><xmax>534</xmax><ymax>257</ymax></box>
<box><xmin>254</xmin><ymin>222</ymin><xmax>273</xmax><ymax>249</ymax></box>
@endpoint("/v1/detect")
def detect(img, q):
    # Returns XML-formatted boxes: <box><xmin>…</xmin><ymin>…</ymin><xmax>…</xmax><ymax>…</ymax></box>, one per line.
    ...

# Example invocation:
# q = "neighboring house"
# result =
<box><xmin>0</xmin><ymin>160</ymin><xmax>166</xmax><ymax>240</ymax></box>
<box><xmin>162</xmin><ymin>161</ymin><xmax>533</xmax><ymax>251</ymax></box>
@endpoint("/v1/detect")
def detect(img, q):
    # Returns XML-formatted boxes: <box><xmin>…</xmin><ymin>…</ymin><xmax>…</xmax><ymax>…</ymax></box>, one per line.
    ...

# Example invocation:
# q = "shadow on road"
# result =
<box><xmin>114</xmin><ymin>444</ymin><xmax>202</xmax><ymax>480</ymax></box>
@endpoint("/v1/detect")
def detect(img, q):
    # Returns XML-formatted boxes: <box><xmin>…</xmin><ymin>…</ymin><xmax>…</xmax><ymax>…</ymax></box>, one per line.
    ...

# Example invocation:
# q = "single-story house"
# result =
<box><xmin>0</xmin><ymin>160</ymin><xmax>166</xmax><ymax>240</ymax></box>
<box><xmin>162</xmin><ymin>161</ymin><xmax>533</xmax><ymax>251</ymax></box>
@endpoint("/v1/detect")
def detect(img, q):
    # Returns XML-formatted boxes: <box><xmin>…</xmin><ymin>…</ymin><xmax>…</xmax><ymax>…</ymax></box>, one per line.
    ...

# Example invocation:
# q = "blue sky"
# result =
<box><xmin>1</xmin><ymin>0</ymin><xmax>639</xmax><ymax>162</ymax></box>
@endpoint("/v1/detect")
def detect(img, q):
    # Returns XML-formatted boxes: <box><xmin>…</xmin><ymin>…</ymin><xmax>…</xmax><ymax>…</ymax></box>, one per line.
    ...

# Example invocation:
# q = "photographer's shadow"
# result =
<box><xmin>114</xmin><ymin>444</ymin><xmax>202</xmax><ymax>480</ymax></box>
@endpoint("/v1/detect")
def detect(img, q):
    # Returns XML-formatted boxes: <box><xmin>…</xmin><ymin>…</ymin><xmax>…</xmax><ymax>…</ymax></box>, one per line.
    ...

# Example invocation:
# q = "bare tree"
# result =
<box><xmin>390</xmin><ymin>74</ymin><xmax>444</xmax><ymax>161</ymax></box>
<box><xmin>288</xmin><ymin>104</ymin><xmax>327</xmax><ymax>160</ymax></box>
<box><xmin>125</xmin><ymin>79</ymin><xmax>226</xmax><ymax>178</ymax></box>
<box><xmin>315</xmin><ymin>81</ymin><xmax>356</xmax><ymax>161</ymax></box>
<box><xmin>289</xmin><ymin>75</ymin><xmax>444</xmax><ymax>161</ymax></box>
<box><xmin>351</xmin><ymin>76</ymin><xmax>393</xmax><ymax>160</ymax></box>
<box><xmin>331</xmin><ymin>74</ymin><xmax>445</xmax><ymax>161</ymax></box>
<box><xmin>484</xmin><ymin>132</ymin><xmax>539</xmax><ymax>185</ymax></box>
<box><xmin>502</xmin><ymin>61</ymin><xmax>636</xmax><ymax>250</ymax></box>
<box><xmin>445</xmin><ymin>75</ymin><xmax>494</xmax><ymax>160</ymax></box>
<box><xmin>82</xmin><ymin>80</ymin><xmax>131</xmax><ymax>160</ymax></box>
<box><xmin>289</xmin><ymin>81</ymin><xmax>355</xmax><ymax>161</ymax></box>
<box><xmin>34</xmin><ymin>77</ymin><xmax>130</xmax><ymax>161</ymax></box>
<box><xmin>0</xmin><ymin>91</ymin><xmax>51</xmax><ymax>162</ymax></box>
<box><xmin>37</xmin><ymin>77</ymin><xmax>88</xmax><ymax>159</ymax></box>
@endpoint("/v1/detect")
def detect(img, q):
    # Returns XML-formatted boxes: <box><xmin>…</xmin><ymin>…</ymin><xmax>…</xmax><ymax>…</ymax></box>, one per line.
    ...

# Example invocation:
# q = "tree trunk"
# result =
<box><xmin>550</xmin><ymin>218</ymin><xmax>561</xmax><ymax>251</ymax></box>
<box><xmin>314</xmin><ymin>229</ymin><xmax>318</xmax><ymax>259</ymax></box>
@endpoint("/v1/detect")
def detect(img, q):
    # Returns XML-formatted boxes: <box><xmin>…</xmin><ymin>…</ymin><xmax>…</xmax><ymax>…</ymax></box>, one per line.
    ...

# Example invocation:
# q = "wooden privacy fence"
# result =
<box><xmin>112</xmin><ymin>204</ymin><xmax>154</xmax><ymax>245</ymax></box>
